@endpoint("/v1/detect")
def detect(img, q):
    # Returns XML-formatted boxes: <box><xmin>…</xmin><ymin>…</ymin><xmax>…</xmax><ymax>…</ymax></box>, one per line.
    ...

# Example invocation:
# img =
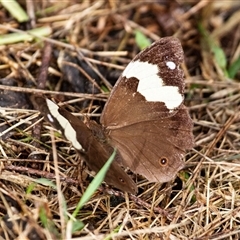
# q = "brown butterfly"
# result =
<box><xmin>34</xmin><ymin>37</ymin><xmax>194</xmax><ymax>194</ymax></box>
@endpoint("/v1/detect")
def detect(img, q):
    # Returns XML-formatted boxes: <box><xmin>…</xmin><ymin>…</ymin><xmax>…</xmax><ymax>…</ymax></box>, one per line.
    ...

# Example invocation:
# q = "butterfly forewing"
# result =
<box><xmin>101</xmin><ymin>37</ymin><xmax>185</xmax><ymax>127</ymax></box>
<box><xmin>34</xmin><ymin>96</ymin><xmax>137</xmax><ymax>194</ymax></box>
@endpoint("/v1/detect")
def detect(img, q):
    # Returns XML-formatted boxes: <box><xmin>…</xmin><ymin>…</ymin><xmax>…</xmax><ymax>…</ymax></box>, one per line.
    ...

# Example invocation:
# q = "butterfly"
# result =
<box><xmin>34</xmin><ymin>37</ymin><xmax>194</xmax><ymax>194</ymax></box>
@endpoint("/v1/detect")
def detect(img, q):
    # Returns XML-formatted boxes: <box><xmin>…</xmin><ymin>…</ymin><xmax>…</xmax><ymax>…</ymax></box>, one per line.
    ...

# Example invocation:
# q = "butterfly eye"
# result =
<box><xmin>159</xmin><ymin>157</ymin><xmax>168</xmax><ymax>166</ymax></box>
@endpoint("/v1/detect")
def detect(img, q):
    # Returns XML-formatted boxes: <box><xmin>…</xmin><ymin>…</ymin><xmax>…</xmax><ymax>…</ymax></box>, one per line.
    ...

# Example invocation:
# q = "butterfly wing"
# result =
<box><xmin>101</xmin><ymin>37</ymin><xmax>185</xmax><ymax>126</ymax></box>
<box><xmin>103</xmin><ymin>106</ymin><xmax>193</xmax><ymax>182</ymax></box>
<box><xmin>101</xmin><ymin>37</ymin><xmax>194</xmax><ymax>182</ymax></box>
<box><xmin>33</xmin><ymin>96</ymin><xmax>137</xmax><ymax>194</ymax></box>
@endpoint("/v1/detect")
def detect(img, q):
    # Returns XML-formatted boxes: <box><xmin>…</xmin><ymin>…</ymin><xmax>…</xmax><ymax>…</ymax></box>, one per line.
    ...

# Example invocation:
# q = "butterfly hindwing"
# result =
<box><xmin>104</xmin><ymin>106</ymin><xmax>193</xmax><ymax>182</ymax></box>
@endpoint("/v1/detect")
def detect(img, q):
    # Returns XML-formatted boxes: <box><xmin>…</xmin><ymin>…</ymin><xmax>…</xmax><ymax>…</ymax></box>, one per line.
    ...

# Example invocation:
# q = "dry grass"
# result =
<box><xmin>0</xmin><ymin>1</ymin><xmax>240</xmax><ymax>239</ymax></box>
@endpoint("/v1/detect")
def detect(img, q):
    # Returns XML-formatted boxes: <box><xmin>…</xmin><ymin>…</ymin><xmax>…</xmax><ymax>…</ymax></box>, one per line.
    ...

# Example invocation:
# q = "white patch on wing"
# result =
<box><xmin>166</xmin><ymin>61</ymin><xmax>176</xmax><ymax>70</ymax></box>
<box><xmin>122</xmin><ymin>60</ymin><xmax>183</xmax><ymax>109</ymax></box>
<box><xmin>46</xmin><ymin>99</ymin><xmax>84</xmax><ymax>151</ymax></box>
<box><xmin>47</xmin><ymin>113</ymin><xmax>54</xmax><ymax>123</ymax></box>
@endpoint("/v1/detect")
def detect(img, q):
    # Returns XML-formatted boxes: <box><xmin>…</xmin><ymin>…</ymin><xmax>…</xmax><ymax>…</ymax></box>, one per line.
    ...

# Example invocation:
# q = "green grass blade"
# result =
<box><xmin>228</xmin><ymin>56</ymin><xmax>240</xmax><ymax>79</ymax></box>
<box><xmin>1</xmin><ymin>0</ymin><xmax>29</xmax><ymax>22</ymax></box>
<box><xmin>0</xmin><ymin>26</ymin><xmax>52</xmax><ymax>45</ymax></box>
<box><xmin>135</xmin><ymin>30</ymin><xmax>151</xmax><ymax>50</ymax></box>
<box><xmin>72</xmin><ymin>149</ymin><xmax>117</xmax><ymax>218</ymax></box>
